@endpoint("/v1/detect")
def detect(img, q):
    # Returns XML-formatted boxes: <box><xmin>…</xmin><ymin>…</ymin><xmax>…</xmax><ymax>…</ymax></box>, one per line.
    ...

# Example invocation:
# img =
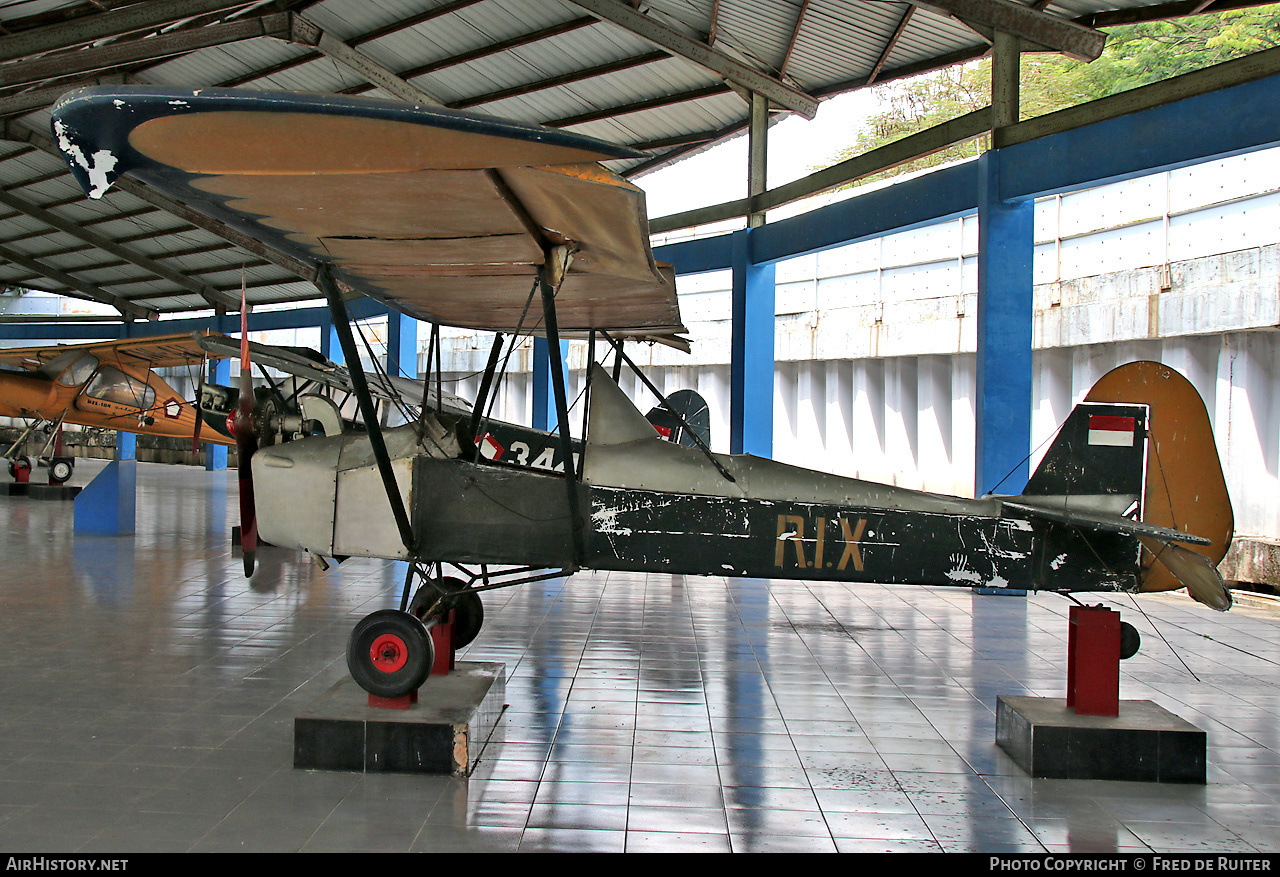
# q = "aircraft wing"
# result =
<box><xmin>195</xmin><ymin>332</ymin><xmax>472</xmax><ymax>418</ymax></box>
<box><xmin>50</xmin><ymin>87</ymin><xmax>688</xmax><ymax>347</ymax></box>
<box><xmin>0</xmin><ymin>330</ymin><xmax>221</xmax><ymax>372</ymax></box>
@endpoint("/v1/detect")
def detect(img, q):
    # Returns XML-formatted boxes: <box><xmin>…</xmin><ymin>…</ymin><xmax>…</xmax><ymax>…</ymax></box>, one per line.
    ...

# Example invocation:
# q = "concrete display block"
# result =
<box><xmin>294</xmin><ymin>662</ymin><xmax>506</xmax><ymax>777</ymax></box>
<box><xmin>996</xmin><ymin>695</ymin><xmax>1206</xmax><ymax>783</ymax></box>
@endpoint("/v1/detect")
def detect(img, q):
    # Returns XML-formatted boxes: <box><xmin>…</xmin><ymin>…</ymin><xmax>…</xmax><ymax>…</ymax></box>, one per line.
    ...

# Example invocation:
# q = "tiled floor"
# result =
<box><xmin>0</xmin><ymin>460</ymin><xmax>1278</xmax><ymax>853</ymax></box>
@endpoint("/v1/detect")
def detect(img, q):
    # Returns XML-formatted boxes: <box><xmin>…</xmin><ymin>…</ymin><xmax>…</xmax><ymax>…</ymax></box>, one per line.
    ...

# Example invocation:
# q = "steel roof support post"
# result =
<box><xmin>532</xmin><ymin>336</ymin><xmax>569</xmax><ymax>433</ymax></box>
<box><xmin>204</xmin><ymin>357</ymin><xmax>230</xmax><ymax>472</ymax></box>
<box><xmin>976</xmin><ymin>32</ymin><xmax>1033</xmax><ymax>497</ymax></box>
<box><xmin>748</xmin><ymin>91</ymin><xmax>768</xmax><ymax>229</ymax></box>
<box><xmin>386</xmin><ymin>310</ymin><xmax>418</xmax><ymax>379</ymax></box>
<box><xmin>975</xmin><ymin>150</ymin><xmax>1034</xmax><ymax>496</ymax></box>
<box><xmin>729</xmin><ymin>227</ymin><xmax>775</xmax><ymax>457</ymax></box>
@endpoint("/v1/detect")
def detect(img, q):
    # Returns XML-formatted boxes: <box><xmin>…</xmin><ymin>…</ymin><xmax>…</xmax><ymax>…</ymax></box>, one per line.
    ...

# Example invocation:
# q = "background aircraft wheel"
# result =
<box><xmin>346</xmin><ymin>610</ymin><xmax>433</xmax><ymax>698</ymax></box>
<box><xmin>8</xmin><ymin>456</ymin><xmax>30</xmax><ymax>478</ymax></box>
<box><xmin>410</xmin><ymin>576</ymin><xmax>484</xmax><ymax>648</ymax></box>
<box><xmin>48</xmin><ymin>459</ymin><xmax>73</xmax><ymax>484</ymax></box>
<box><xmin>1119</xmin><ymin>621</ymin><xmax>1141</xmax><ymax>660</ymax></box>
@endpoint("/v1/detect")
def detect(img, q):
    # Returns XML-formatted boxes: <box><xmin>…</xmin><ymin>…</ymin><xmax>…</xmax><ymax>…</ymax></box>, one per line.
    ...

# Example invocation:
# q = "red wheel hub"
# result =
<box><xmin>369</xmin><ymin>634</ymin><xmax>408</xmax><ymax>673</ymax></box>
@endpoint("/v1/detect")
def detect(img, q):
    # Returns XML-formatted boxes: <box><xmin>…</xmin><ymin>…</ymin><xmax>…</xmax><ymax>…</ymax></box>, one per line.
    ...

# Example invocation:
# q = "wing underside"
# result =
<box><xmin>50</xmin><ymin>87</ymin><xmax>687</xmax><ymax>345</ymax></box>
<box><xmin>0</xmin><ymin>331</ymin><xmax>219</xmax><ymax>372</ymax></box>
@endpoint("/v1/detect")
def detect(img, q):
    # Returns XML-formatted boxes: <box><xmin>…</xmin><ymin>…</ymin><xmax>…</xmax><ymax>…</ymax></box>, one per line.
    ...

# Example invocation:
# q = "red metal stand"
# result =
<box><xmin>1066</xmin><ymin>605</ymin><xmax>1121</xmax><ymax>716</ymax></box>
<box><xmin>368</xmin><ymin>690</ymin><xmax>417</xmax><ymax>710</ymax></box>
<box><xmin>429</xmin><ymin>609</ymin><xmax>456</xmax><ymax>676</ymax></box>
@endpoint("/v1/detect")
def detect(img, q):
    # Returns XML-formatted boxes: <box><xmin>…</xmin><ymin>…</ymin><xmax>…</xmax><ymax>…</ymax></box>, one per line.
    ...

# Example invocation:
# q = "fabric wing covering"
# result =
<box><xmin>50</xmin><ymin>86</ymin><xmax>687</xmax><ymax>346</ymax></box>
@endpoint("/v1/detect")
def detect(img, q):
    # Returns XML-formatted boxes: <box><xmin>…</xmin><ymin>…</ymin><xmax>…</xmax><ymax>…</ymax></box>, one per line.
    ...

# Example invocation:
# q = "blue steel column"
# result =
<box><xmin>319</xmin><ymin>313</ymin><xmax>344</xmax><ymax>366</ymax></box>
<box><xmin>729</xmin><ymin>227</ymin><xmax>775</xmax><ymax>457</ymax></box>
<box><xmin>205</xmin><ymin>357</ymin><xmax>230</xmax><ymax>472</ymax></box>
<box><xmin>385</xmin><ymin>310</ymin><xmax>418</xmax><ymax>379</ymax></box>
<box><xmin>975</xmin><ymin>149</ymin><xmax>1035</xmax><ymax>496</ymax></box>
<box><xmin>532</xmin><ymin>336</ymin><xmax>569</xmax><ymax>432</ymax></box>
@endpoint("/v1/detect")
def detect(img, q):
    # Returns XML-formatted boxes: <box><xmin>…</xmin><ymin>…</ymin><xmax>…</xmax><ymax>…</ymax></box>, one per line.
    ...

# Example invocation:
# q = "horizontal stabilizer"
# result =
<box><xmin>1137</xmin><ymin>537</ymin><xmax>1232</xmax><ymax>612</ymax></box>
<box><xmin>1002</xmin><ymin>500</ymin><xmax>1212</xmax><ymax>546</ymax></box>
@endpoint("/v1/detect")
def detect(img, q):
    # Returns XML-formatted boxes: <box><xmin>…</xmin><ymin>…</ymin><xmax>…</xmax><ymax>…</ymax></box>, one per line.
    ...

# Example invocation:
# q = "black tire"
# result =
<box><xmin>49</xmin><ymin>459</ymin><xmax>73</xmax><ymax>484</ymax></box>
<box><xmin>1119</xmin><ymin>621</ymin><xmax>1141</xmax><ymax>660</ymax></box>
<box><xmin>346</xmin><ymin>610</ymin><xmax>434</xmax><ymax>698</ymax></box>
<box><xmin>8</xmin><ymin>456</ymin><xmax>30</xmax><ymax>479</ymax></box>
<box><xmin>410</xmin><ymin>576</ymin><xmax>484</xmax><ymax>649</ymax></box>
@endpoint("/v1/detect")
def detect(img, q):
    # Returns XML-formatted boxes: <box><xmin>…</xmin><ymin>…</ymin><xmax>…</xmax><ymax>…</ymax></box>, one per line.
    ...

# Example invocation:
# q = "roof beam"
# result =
<box><xmin>648</xmin><ymin>107</ymin><xmax>992</xmax><ymax>233</ymax></box>
<box><xmin>905</xmin><ymin>0</ymin><xmax>1106</xmax><ymax>61</ymax></box>
<box><xmin>0</xmin><ymin>12</ymin><xmax>294</xmax><ymax>89</ymax></box>
<box><xmin>0</xmin><ymin>0</ymin><xmax>255</xmax><ymax>63</ymax></box>
<box><xmin>563</xmin><ymin>0</ymin><xmax>819</xmax><ymax>118</ymax></box>
<box><xmin>0</xmin><ymin>241</ymin><xmax>156</xmax><ymax>320</ymax></box>
<box><xmin>0</xmin><ymin>188</ymin><xmax>239</xmax><ymax>310</ymax></box>
<box><xmin>448</xmin><ymin>50</ymin><xmax>668</xmax><ymax>110</ymax></box>
<box><xmin>289</xmin><ymin>15</ymin><xmax>446</xmax><ymax>106</ymax></box>
<box><xmin>868</xmin><ymin>7</ymin><xmax>915</xmax><ymax>85</ymax></box>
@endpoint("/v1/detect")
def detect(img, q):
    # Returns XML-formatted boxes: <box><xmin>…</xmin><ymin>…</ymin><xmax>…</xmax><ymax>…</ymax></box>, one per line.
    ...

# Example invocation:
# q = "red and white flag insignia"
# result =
<box><xmin>1088</xmin><ymin>414</ymin><xmax>1135</xmax><ymax>447</ymax></box>
<box><xmin>475</xmin><ymin>433</ymin><xmax>504</xmax><ymax>461</ymax></box>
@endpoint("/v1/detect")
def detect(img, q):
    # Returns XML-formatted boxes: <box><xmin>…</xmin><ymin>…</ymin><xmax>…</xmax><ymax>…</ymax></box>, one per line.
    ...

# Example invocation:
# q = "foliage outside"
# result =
<box><xmin>829</xmin><ymin>7</ymin><xmax>1280</xmax><ymax>185</ymax></box>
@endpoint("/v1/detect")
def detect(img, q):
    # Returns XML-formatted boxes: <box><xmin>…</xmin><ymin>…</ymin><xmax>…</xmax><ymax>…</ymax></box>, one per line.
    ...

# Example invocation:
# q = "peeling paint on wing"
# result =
<box><xmin>1051</xmin><ymin>553</ymin><xmax>1068</xmax><ymax>570</ymax></box>
<box><xmin>52</xmin><ymin>120</ymin><xmax>118</xmax><ymax>199</ymax></box>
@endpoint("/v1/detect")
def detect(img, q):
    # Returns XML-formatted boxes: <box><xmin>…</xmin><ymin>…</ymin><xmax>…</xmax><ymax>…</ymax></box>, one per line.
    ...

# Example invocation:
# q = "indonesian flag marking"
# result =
<box><xmin>475</xmin><ymin>433</ymin><xmax>504</xmax><ymax>461</ymax></box>
<box><xmin>1088</xmin><ymin>414</ymin><xmax>1135</xmax><ymax>447</ymax></box>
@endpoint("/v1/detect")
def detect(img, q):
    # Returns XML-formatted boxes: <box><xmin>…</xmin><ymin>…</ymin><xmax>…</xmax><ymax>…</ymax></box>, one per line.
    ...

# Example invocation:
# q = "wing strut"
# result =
<box><xmin>468</xmin><ymin>332</ymin><xmax>505</xmax><ymax>447</ymax></box>
<box><xmin>318</xmin><ymin>265</ymin><xmax>416</xmax><ymax>555</ymax></box>
<box><xmin>539</xmin><ymin>255</ymin><xmax>586</xmax><ymax>569</ymax></box>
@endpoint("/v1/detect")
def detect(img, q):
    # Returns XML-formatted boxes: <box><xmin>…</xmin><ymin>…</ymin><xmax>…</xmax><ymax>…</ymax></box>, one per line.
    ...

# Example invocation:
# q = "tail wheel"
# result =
<box><xmin>409</xmin><ymin>576</ymin><xmax>485</xmax><ymax>649</ymax></box>
<box><xmin>49</xmin><ymin>459</ymin><xmax>73</xmax><ymax>484</ymax></box>
<box><xmin>347</xmin><ymin>610</ymin><xmax>433</xmax><ymax>698</ymax></box>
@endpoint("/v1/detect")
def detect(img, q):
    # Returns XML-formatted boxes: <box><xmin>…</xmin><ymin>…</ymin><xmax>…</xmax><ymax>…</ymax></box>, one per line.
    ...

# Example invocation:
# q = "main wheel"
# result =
<box><xmin>409</xmin><ymin>576</ymin><xmax>484</xmax><ymax>649</ymax></box>
<box><xmin>48</xmin><ymin>459</ymin><xmax>73</xmax><ymax>484</ymax></box>
<box><xmin>347</xmin><ymin>610</ymin><xmax>434</xmax><ymax>698</ymax></box>
<box><xmin>8</xmin><ymin>456</ymin><xmax>30</xmax><ymax>479</ymax></box>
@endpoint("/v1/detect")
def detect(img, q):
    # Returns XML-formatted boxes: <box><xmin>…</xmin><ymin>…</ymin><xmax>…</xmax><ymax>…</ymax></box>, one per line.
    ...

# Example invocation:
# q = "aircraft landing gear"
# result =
<box><xmin>7</xmin><ymin>455</ymin><xmax>30</xmax><ymax>482</ymax></box>
<box><xmin>48</xmin><ymin>457</ymin><xmax>74</xmax><ymax>485</ymax></box>
<box><xmin>346</xmin><ymin>609</ymin><xmax>434</xmax><ymax>699</ymax></box>
<box><xmin>410</xmin><ymin>576</ymin><xmax>484</xmax><ymax>648</ymax></box>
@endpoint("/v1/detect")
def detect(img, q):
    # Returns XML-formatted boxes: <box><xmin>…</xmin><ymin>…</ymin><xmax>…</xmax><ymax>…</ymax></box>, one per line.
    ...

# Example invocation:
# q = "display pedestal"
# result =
<box><xmin>996</xmin><ymin>695</ymin><xmax>1206</xmax><ymax>783</ymax></box>
<box><xmin>1</xmin><ymin>482</ymin><xmax>81</xmax><ymax>499</ymax></box>
<box><xmin>294</xmin><ymin>662</ymin><xmax>505</xmax><ymax>777</ymax></box>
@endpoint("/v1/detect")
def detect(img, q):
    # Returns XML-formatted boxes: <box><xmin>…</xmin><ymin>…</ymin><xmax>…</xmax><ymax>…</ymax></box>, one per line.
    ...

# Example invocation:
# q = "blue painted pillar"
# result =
<box><xmin>320</xmin><ymin>314</ymin><xmax>344</xmax><ymax>366</ymax></box>
<box><xmin>205</xmin><ymin>357</ymin><xmax>230</xmax><ymax>472</ymax></box>
<box><xmin>115</xmin><ymin>429</ymin><xmax>136</xmax><ymax>461</ymax></box>
<box><xmin>532</xmin><ymin>336</ymin><xmax>569</xmax><ymax>432</ymax></box>
<box><xmin>975</xmin><ymin>150</ymin><xmax>1035</xmax><ymax>496</ymax></box>
<box><xmin>729</xmin><ymin>228</ymin><xmax>775</xmax><ymax>457</ymax></box>
<box><xmin>73</xmin><ymin>458</ymin><xmax>136</xmax><ymax>535</ymax></box>
<box><xmin>385</xmin><ymin>311</ymin><xmax>417</xmax><ymax>379</ymax></box>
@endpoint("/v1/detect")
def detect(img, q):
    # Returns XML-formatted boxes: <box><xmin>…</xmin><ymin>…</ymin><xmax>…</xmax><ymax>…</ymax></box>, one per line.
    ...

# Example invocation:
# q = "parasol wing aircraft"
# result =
<box><xmin>50</xmin><ymin>86</ymin><xmax>1235</xmax><ymax>701</ymax></box>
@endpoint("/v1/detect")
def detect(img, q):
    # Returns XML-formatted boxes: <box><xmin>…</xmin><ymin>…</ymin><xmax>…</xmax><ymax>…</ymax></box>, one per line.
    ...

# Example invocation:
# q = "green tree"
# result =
<box><xmin>830</xmin><ymin>7</ymin><xmax>1280</xmax><ymax>184</ymax></box>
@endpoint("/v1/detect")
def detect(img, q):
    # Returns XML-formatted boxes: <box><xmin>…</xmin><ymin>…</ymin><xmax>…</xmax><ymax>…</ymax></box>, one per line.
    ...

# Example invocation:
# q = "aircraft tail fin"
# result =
<box><xmin>1020</xmin><ymin>361</ymin><xmax>1233</xmax><ymax>610</ymax></box>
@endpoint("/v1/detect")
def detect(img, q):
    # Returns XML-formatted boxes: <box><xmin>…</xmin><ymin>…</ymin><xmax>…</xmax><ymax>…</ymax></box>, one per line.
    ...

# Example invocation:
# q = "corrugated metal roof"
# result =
<box><xmin>0</xmin><ymin>0</ymin><xmax>1250</xmax><ymax>317</ymax></box>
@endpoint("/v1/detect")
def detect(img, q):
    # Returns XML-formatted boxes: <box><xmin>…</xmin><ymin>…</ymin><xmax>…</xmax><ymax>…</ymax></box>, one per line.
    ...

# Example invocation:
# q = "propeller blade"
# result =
<box><xmin>193</xmin><ymin>356</ymin><xmax>205</xmax><ymax>454</ymax></box>
<box><xmin>233</xmin><ymin>284</ymin><xmax>258</xmax><ymax>576</ymax></box>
